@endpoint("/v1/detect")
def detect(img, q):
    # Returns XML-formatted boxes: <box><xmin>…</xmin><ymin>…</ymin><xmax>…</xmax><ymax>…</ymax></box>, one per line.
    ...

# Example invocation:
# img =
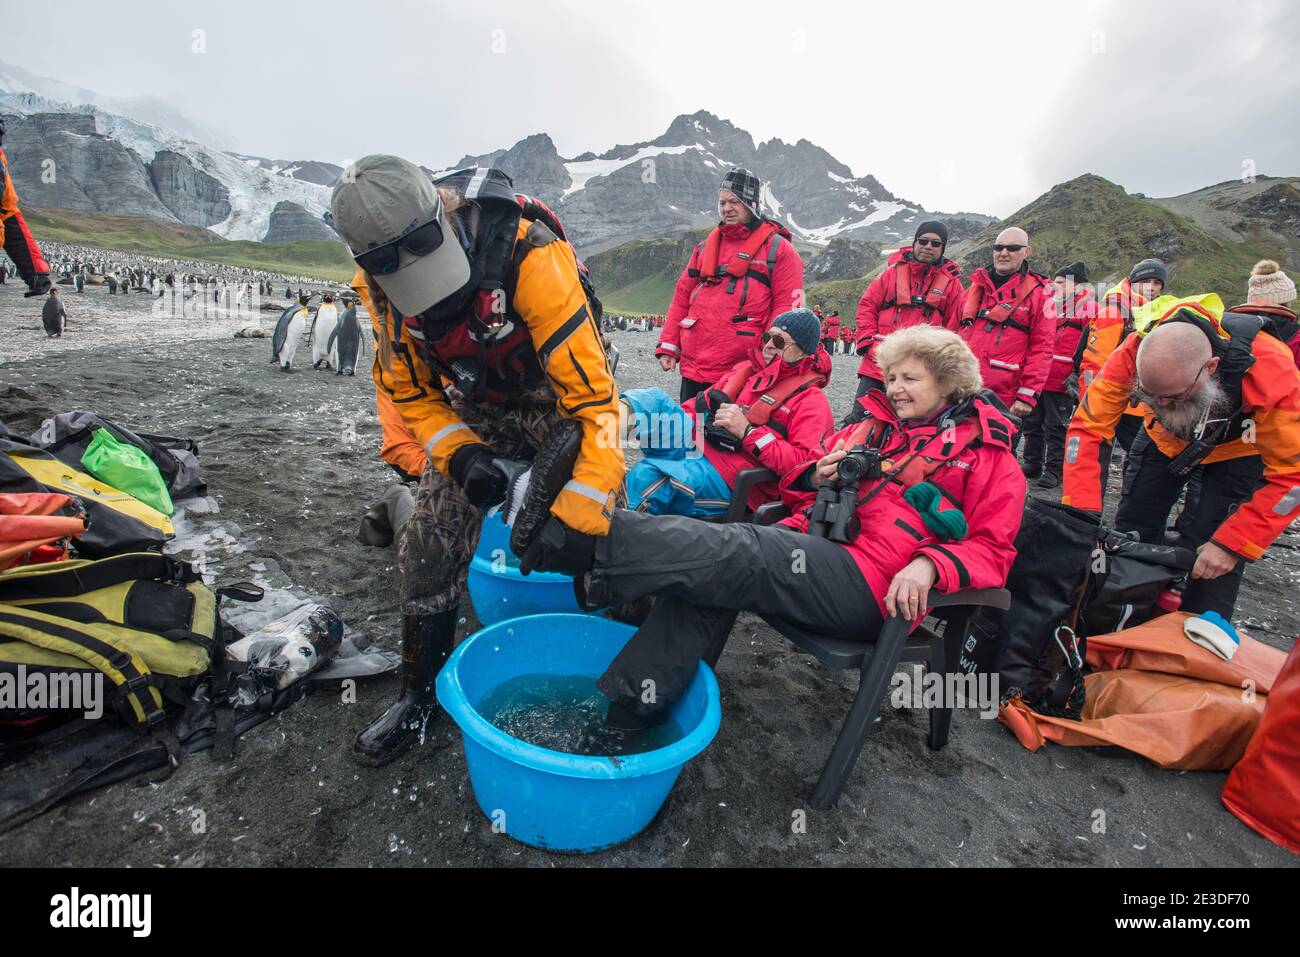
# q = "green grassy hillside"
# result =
<box><xmin>950</xmin><ymin>175</ymin><xmax>1278</xmax><ymax>302</ymax></box>
<box><xmin>25</xmin><ymin>207</ymin><xmax>356</xmax><ymax>283</ymax></box>
<box><xmin>586</xmin><ymin>231</ymin><xmax>706</xmax><ymax>314</ymax></box>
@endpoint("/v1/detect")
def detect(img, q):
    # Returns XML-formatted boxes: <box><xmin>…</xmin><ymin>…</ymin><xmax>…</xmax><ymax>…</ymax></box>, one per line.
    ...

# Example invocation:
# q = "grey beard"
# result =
<box><xmin>1131</xmin><ymin>376</ymin><xmax>1230</xmax><ymax>441</ymax></box>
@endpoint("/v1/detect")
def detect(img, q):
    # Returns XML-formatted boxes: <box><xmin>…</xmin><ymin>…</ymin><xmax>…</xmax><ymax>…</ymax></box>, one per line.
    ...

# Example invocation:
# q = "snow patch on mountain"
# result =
<box><xmin>561</xmin><ymin>144</ymin><xmax>693</xmax><ymax>198</ymax></box>
<box><xmin>0</xmin><ymin>87</ymin><xmax>331</xmax><ymax>242</ymax></box>
<box><xmin>789</xmin><ymin>202</ymin><xmax>907</xmax><ymax>243</ymax></box>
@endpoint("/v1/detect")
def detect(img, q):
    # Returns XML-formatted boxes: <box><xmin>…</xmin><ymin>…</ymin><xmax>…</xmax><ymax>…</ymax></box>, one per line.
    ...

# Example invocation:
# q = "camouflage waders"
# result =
<box><xmin>398</xmin><ymin>385</ymin><xmax>564</xmax><ymax>615</ymax></box>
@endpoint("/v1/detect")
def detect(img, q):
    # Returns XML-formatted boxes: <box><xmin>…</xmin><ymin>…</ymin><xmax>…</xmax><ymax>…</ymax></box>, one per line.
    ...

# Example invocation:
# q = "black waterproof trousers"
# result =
<box><xmin>1115</xmin><ymin>431</ymin><xmax>1265</xmax><ymax>618</ymax></box>
<box><xmin>1021</xmin><ymin>391</ymin><xmax>1075</xmax><ymax>479</ymax></box>
<box><xmin>593</xmin><ymin>510</ymin><xmax>882</xmax><ymax>723</ymax></box>
<box><xmin>679</xmin><ymin>376</ymin><xmax>709</xmax><ymax>404</ymax></box>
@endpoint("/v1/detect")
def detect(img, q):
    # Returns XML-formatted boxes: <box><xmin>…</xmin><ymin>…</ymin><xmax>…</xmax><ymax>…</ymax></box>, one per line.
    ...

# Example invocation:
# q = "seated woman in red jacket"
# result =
<box><xmin>621</xmin><ymin>308</ymin><xmax>833</xmax><ymax>517</ymax></box>
<box><xmin>538</xmin><ymin>325</ymin><xmax>1028</xmax><ymax>728</ymax></box>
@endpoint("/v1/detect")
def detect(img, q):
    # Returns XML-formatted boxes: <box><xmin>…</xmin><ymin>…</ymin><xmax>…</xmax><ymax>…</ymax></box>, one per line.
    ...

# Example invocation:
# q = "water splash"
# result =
<box><xmin>475</xmin><ymin>673</ymin><xmax>684</xmax><ymax>757</ymax></box>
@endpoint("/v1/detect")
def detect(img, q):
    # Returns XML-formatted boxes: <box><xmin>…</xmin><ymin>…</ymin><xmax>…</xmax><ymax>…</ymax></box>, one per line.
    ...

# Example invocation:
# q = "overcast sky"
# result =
<box><xmin>5</xmin><ymin>0</ymin><xmax>1297</xmax><ymax>216</ymax></box>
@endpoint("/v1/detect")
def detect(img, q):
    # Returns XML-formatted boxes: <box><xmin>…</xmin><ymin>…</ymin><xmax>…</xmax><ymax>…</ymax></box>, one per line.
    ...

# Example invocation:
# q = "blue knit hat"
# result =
<box><xmin>771</xmin><ymin>308</ymin><xmax>822</xmax><ymax>355</ymax></box>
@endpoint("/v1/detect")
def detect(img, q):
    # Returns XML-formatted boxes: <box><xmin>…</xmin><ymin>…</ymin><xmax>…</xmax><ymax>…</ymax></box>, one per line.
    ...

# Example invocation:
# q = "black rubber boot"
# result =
<box><xmin>352</xmin><ymin>609</ymin><xmax>456</xmax><ymax>767</ymax></box>
<box><xmin>510</xmin><ymin>419</ymin><xmax>583</xmax><ymax>558</ymax></box>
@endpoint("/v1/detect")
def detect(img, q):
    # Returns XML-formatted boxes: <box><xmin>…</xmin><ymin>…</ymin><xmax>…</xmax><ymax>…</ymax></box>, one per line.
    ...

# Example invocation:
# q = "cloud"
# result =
<box><xmin>1026</xmin><ymin>0</ymin><xmax>1300</xmax><ymax>207</ymax></box>
<box><xmin>2</xmin><ymin>0</ymin><xmax>1295</xmax><ymax>217</ymax></box>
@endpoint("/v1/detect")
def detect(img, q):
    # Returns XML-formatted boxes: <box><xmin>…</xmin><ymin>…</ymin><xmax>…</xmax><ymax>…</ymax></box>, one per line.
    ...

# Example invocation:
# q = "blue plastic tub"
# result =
<box><xmin>436</xmin><ymin>613</ymin><xmax>722</xmax><ymax>852</ymax></box>
<box><xmin>467</xmin><ymin>513</ymin><xmax>580</xmax><ymax>626</ymax></box>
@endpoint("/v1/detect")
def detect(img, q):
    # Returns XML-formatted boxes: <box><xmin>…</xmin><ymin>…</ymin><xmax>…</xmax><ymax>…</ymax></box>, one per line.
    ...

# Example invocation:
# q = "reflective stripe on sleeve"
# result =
<box><xmin>563</xmin><ymin>480</ymin><xmax>611</xmax><ymax>505</ymax></box>
<box><xmin>424</xmin><ymin>422</ymin><xmax>470</xmax><ymax>455</ymax></box>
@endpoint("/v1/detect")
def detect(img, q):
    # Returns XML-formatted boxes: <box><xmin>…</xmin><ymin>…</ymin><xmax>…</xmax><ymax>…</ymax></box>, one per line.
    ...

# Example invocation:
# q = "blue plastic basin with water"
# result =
<box><xmin>467</xmin><ymin>513</ymin><xmax>581</xmax><ymax>626</ymax></box>
<box><xmin>436</xmin><ymin>613</ymin><xmax>722</xmax><ymax>853</ymax></box>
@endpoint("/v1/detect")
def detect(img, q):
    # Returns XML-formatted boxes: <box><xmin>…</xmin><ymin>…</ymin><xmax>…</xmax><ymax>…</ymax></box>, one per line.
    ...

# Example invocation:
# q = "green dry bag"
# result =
<box><xmin>81</xmin><ymin>429</ymin><xmax>174</xmax><ymax>517</ymax></box>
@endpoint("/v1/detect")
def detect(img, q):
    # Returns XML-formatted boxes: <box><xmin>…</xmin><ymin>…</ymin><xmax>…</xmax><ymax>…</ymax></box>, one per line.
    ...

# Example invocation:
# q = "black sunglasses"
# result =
<box><xmin>992</xmin><ymin>244</ymin><xmax>1025</xmax><ymax>253</ymax></box>
<box><xmin>762</xmin><ymin>332</ymin><xmax>790</xmax><ymax>350</ymax></box>
<box><xmin>916</xmin><ymin>238</ymin><xmax>944</xmax><ymax>248</ymax></box>
<box><xmin>353</xmin><ymin>218</ymin><xmax>446</xmax><ymax>276</ymax></box>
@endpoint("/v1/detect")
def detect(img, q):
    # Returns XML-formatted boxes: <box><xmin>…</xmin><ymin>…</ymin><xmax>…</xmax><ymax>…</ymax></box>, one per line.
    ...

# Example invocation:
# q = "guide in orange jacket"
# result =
<box><xmin>1063</xmin><ymin>296</ymin><xmax>1300</xmax><ymax>617</ymax></box>
<box><xmin>656</xmin><ymin>168</ymin><xmax>804</xmax><ymax>402</ymax></box>
<box><xmin>333</xmin><ymin>156</ymin><xmax>623</xmax><ymax>765</ymax></box>
<box><xmin>0</xmin><ymin>118</ymin><xmax>52</xmax><ymax>296</ymax></box>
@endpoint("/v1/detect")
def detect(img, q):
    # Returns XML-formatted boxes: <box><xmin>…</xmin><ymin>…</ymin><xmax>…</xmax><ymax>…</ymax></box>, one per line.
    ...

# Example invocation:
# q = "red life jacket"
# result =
<box><xmin>841</xmin><ymin>391</ymin><xmax>1013</xmax><ymax>496</ymax></box>
<box><xmin>884</xmin><ymin>259</ymin><xmax>957</xmax><ymax>319</ymax></box>
<box><xmin>396</xmin><ymin>168</ymin><xmax>595</xmax><ymax>404</ymax></box>
<box><xmin>696</xmin><ymin>220</ymin><xmax>779</xmax><ymax>286</ymax></box>
<box><xmin>961</xmin><ymin>272</ymin><xmax>1040</xmax><ymax>334</ymax></box>
<box><xmin>713</xmin><ymin>360</ymin><xmax>826</xmax><ymax>428</ymax></box>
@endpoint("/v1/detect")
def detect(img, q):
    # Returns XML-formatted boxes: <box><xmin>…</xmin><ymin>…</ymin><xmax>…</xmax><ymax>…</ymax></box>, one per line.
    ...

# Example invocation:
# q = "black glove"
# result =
<box><xmin>519</xmin><ymin>517</ymin><xmax>597</xmax><ymax>577</ymax></box>
<box><xmin>24</xmin><ymin>273</ymin><xmax>52</xmax><ymax>298</ymax></box>
<box><xmin>704</xmin><ymin>421</ymin><xmax>746</xmax><ymax>454</ymax></box>
<box><xmin>701</xmin><ymin>389</ymin><xmax>730</xmax><ymax>418</ymax></box>
<box><xmin>449</xmin><ymin>444</ymin><xmax>527</xmax><ymax>508</ymax></box>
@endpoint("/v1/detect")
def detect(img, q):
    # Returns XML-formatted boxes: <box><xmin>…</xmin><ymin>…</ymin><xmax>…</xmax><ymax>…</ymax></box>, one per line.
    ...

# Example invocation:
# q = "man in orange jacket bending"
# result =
<box><xmin>1063</xmin><ymin>299</ymin><xmax>1300</xmax><ymax>617</ymax></box>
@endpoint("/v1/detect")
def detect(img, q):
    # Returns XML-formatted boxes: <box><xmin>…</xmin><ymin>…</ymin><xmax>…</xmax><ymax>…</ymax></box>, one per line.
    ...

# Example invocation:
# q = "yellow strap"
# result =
<box><xmin>8</xmin><ymin>455</ymin><xmax>173</xmax><ymax>534</ymax></box>
<box><xmin>0</xmin><ymin>603</ymin><xmax>164</xmax><ymax>722</ymax></box>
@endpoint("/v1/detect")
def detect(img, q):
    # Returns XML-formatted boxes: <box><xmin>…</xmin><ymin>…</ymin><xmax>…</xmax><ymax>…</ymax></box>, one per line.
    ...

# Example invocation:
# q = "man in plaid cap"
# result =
<box><xmin>656</xmin><ymin>167</ymin><xmax>805</xmax><ymax>403</ymax></box>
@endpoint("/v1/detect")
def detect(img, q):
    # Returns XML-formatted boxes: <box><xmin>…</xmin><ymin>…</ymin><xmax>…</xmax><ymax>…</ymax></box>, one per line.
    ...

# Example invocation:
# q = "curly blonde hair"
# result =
<box><xmin>875</xmin><ymin>325</ymin><xmax>982</xmax><ymax>402</ymax></box>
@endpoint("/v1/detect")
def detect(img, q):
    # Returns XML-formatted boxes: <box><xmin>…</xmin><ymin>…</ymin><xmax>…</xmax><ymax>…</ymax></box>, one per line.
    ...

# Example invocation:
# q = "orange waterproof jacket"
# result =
<box><xmin>1079</xmin><ymin>278</ymin><xmax>1147</xmax><ymax>390</ymax></box>
<box><xmin>0</xmin><ymin>147</ymin><xmax>50</xmax><ymax>282</ymax></box>
<box><xmin>353</xmin><ymin>218</ymin><xmax>623</xmax><ymax>536</ymax></box>
<box><xmin>375</xmin><ymin>385</ymin><xmax>427</xmax><ymax>481</ymax></box>
<box><xmin>1063</xmin><ymin>300</ymin><xmax>1300</xmax><ymax>561</ymax></box>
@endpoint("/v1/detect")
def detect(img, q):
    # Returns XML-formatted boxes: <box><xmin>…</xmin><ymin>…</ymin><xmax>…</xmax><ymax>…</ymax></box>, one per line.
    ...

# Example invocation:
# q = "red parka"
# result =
<box><xmin>687</xmin><ymin>346</ymin><xmax>834</xmax><ymax>510</ymax></box>
<box><xmin>777</xmin><ymin>390</ymin><xmax>1026</xmax><ymax>617</ymax></box>
<box><xmin>657</xmin><ymin>220</ymin><xmax>805</xmax><ymax>384</ymax></box>
<box><xmin>958</xmin><ymin>265</ymin><xmax>1054</xmax><ymax>409</ymax></box>
<box><xmin>855</xmin><ymin>249</ymin><xmax>965</xmax><ymax>381</ymax></box>
<box><xmin>821</xmin><ymin>312</ymin><xmax>840</xmax><ymax>340</ymax></box>
<box><xmin>1042</xmin><ymin>284</ymin><xmax>1098</xmax><ymax>393</ymax></box>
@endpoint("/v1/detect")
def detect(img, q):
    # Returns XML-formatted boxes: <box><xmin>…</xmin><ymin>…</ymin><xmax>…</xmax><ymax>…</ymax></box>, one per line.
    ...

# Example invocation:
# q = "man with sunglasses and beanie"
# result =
<box><xmin>851</xmin><ymin>221</ymin><xmax>964</xmax><ymax>410</ymax></box>
<box><xmin>1063</xmin><ymin>298</ymin><xmax>1300</xmax><ymax>618</ymax></box>
<box><xmin>0</xmin><ymin>116</ymin><xmax>53</xmax><ymax>299</ymax></box>
<box><xmin>957</xmin><ymin>227</ymin><xmax>1054</xmax><ymax>426</ymax></box>
<box><xmin>332</xmin><ymin>156</ymin><xmax>623</xmax><ymax>765</ymax></box>
<box><xmin>657</xmin><ymin>168</ymin><xmax>805</xmax><ymax>403</ymax></box>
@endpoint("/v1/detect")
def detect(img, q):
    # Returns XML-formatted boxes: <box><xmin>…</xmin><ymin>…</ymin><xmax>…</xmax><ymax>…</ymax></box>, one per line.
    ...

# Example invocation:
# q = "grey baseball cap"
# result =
<box><xmin>330</xmin><ymin>154</ymin><xmax>470</xmax><ymax>316</ymax></box>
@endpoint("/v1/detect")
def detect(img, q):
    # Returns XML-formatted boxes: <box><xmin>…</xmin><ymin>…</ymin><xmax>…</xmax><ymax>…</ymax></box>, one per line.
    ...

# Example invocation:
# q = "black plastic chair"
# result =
<box><xmin>712</xmin><ymin>500</ymin><xmax>1011</xmax><ymax>809</ymax></box>
<box><xmin>717</xmin><ymin>467</ymin><xmax>778</xmax><ymax>524</ymax></box>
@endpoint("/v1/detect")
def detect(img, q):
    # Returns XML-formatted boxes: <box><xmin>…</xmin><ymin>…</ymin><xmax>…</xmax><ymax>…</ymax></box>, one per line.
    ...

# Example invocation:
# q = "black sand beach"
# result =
<box><xmin>1</xmin><ymin>278</ymin><xmax>1296</xmax><ymax>867</ymax></box>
